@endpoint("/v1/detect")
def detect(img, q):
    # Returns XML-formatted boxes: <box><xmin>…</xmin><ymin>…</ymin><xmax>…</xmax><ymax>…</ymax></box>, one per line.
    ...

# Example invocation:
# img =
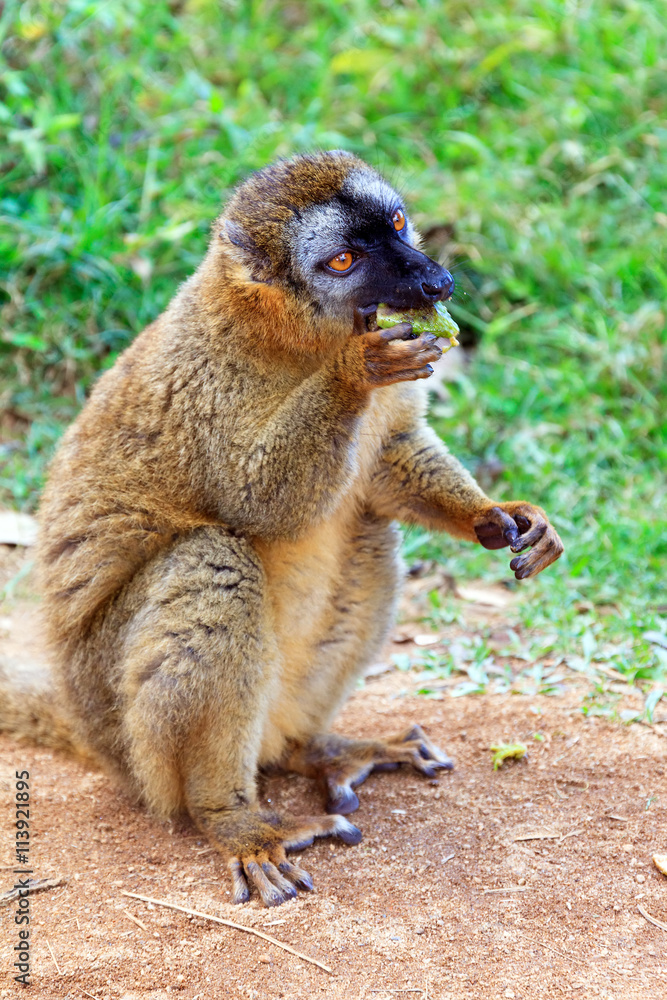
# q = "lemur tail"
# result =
<box><xmin>0</xmin><ymin>656</ymin><xmax>91</xmax><ymax>759</ymax></box>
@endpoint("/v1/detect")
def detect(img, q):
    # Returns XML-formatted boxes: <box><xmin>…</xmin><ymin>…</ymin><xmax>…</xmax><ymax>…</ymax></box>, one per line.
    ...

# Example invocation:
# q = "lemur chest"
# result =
<box><xmin>255</xmin><ymin>387</ymin><xmax>402</xmax><ymax>636</ymax></box>
<box><xmin>253</xmin><ymin>387</ymin><xmax>413</xmax><ymax>758</ymax></box>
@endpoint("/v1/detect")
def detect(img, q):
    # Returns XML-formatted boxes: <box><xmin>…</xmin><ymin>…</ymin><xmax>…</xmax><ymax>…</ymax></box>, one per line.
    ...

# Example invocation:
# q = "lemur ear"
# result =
<box><xmin>221</xmin><ymin>220</ymin><xmax>273</xmax><ymax>280</ymax></box>
<box><xmin>221</xmin><ymin>219</ymin><xmax>254</xmax><ymax>250</ymax></box>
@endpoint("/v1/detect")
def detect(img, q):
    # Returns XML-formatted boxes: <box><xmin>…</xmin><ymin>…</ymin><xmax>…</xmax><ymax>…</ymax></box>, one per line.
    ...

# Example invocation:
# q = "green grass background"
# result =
<box><xmin>1</xmin><ymin>0</ymin><xmax>665</xmax><ymax>688</ymax></box>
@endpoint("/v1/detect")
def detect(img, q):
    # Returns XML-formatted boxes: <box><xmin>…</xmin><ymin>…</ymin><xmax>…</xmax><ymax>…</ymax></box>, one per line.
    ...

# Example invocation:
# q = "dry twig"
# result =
<box><xmin>122</xmin><ymin>909</ymin><xmax>148</xmax><ymax>932</ymax></box>
<box><xmin>482</xmin><ymin>886</ymin><xmax>529</xmax><ymax>895</ymax></box>
<box><xmin>0</xmin><ymin>876</ymin><xmax>66</xmax><ymax>907</ymax></box>
<box><xmin>121</xmin><ymin>890</ymin><xmax>332</xmax><ymax>973</ymax></box>
<box><xmin>513</xmin><ymin>831</ymin><xmax>560</xmax><ymax>842</ymax></box>
<box><xmin>45</xmin><ymin>938</ymin><xmax>61</xmax><ymax>975</ymax></box>
<box><xmin>637</xmin><ymin>904</ymin><xmax>667</xmax><ymax>932</ymax></box>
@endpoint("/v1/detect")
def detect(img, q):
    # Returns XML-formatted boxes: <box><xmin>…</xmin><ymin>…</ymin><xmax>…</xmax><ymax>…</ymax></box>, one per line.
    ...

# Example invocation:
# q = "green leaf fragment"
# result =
<box><xmin>376</xmin><ymin>300</ymin><xmax>460</xmax><ymax>344</ymax></box>
<box><xmin>490</xmin><ymin>742</ymin><xmax>528</xmax><ymax>770</ymax></box>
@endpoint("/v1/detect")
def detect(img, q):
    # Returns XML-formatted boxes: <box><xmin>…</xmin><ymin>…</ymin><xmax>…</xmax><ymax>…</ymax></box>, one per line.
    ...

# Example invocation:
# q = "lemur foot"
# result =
<box><xmin>288</xmin><ymin>725</ymin><xmax>453</xmax><ymax>816</ymax></box>
<box><xmin>205</xmin><ymin>808</ymin><xmax>361</xmax><ymax>907</ymax></box>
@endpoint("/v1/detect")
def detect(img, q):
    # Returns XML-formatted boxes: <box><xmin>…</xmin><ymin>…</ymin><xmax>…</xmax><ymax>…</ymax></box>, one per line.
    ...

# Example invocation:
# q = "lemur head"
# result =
<box><xmin>220</xmin><ymin>151</ymin><xmax>454</xmax><ymax>326</ymax></box>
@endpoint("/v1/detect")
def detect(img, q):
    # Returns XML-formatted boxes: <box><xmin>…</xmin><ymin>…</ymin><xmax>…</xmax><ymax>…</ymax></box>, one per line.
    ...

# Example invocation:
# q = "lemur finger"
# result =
<box><xmin>509</xmin><ymin>516</ymin><xmax>547</xmax><ymax>553</ymax></box>
<box><xmin>261</xmin><ymin>861</ymin><xmax>298</xmax><ymax>900</ymax></box>
<box><xmin>377</xmin><ymin>322</ymin><xmax>414</xmax><ymax>342</ymax></box>
<box><xmin>511</xmin><ymin>532</ymin><xmax>563</xmax><ymax>579</ymax></box>
<box><xmin>278</xmin><ymin>860</ymin><xmax>314</xmax><ymax>891</ymax></box>
<box><xmin>229</xmin><ymin>858</ymin><xmax>250</xmax><ymax>905</ymax></box>
<box><xmin>244</xmin><ymin>860</ymin><xmax>289</xmax><ymax>907</ymax></box>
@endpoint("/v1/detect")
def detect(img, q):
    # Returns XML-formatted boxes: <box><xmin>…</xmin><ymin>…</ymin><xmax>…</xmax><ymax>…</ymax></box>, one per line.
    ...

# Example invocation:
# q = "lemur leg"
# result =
<box><xmin>116</xmin><ymin>526</ymin><xmax>360</xmax><ymax>907</ymax></box>
<box><xmin>287</xmin><ymin>727</ymin><xmax>453</xmax><ymax>815</ymax></box>
<box><xmin>283</xmin><ymin>514</ymin><xmax>452</xmax><ymax>815</ymax></box>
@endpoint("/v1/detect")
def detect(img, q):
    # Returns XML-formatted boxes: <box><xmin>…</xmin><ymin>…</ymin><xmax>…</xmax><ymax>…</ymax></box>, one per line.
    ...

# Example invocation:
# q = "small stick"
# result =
<box><xmin>46</xmin><ymin>937</ymin><xmax>61</xmax><ymax>975</ymax></box>
<box><xmin>560</xmin><ymin>829</ymin><xmax>583</xmax><ymax>842</ymax></box>
<box><xmin>513</xmin><ymin>832</ymin><xmax>560</xmax><ymax>842</ymax></box>
<box><xmin>482</xmin><ymin>886</ymin><xmax>529</xmax><ymax>894</ymax></box>
<box><xmin>442</xmin><ymin>853</ymin><xmax>455</xmax><ymax>864</ymax></box>
<box><xmin>522</xmin><ymin>935</ymin><xmax>590</xmax><ymax>966</ymax></box>
<box><xmin>123</xmin><ymin>909</ymin><xmax>148</xmax><ymax>932</ymax></box>
<box><xmin>608</xmin><ymin>814</ymin><xmax>629</xmax><ymax>822</ymax></box>
<box><xmin>638</xmin><ymin>904</ymin><xmax>667</xmax><ymax>933</ymax></box>
<box><xmin>121</xmin><ymin>891</ymin><xmax>332</xmax><ymax>973</ymax></box>
<box><xmin>81</xmin><ymin>990</ymin><xmax>101</xmax><ymax>1000</ymax></box>
<box><xmin>553</xmin><ymin>782</ymin><xmax>568</xmax><ymax>799</ymax></box>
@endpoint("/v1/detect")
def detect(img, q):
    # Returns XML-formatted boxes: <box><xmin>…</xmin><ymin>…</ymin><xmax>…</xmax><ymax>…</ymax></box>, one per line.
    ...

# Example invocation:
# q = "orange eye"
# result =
<box><xmin>392</xmin><ymin>208</ymin><xmax>405</xmax><ymax>231</ymax></box>
<box><xmin>327</xmin><ymin>251</ymin><xmax>355</xmax><ymax>272</ymax></box>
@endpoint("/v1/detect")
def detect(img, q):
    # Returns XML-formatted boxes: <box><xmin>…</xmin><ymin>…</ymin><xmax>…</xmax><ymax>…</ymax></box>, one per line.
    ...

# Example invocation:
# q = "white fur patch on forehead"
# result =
<box><xmin>342</xmin><ymin>167</ymin><xmax>419</xmax><ymax>248</ymax></box>
<box><xmin>341</xmin><ymin>167</ymin><xmax>399</xmax><ymax>210</ymax></box>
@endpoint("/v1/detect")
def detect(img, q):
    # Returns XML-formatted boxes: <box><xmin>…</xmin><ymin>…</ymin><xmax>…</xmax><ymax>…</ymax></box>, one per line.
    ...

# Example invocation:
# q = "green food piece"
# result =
<box><xmin>376</xmin><ymin>300</ymin><xmax>460</xmax><ymax>342</ymax></box>
<box><xmin>490</xmin><ymin>742</ymin><xmax>528</xmax><ymax>770</ymax></box>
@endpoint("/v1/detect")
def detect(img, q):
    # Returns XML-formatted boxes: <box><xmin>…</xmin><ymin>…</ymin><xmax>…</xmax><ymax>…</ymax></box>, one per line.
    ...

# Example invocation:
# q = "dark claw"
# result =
<box><xmin>337</xmin><ymin>822</ymin><xmax>363</xmax><ymax>846</ymax></box>
<box><xmin>326</xmin><ymin>785</ymin><xmax>360</xmax><ymax>815</ymax></box>
<box><xmin>232</xmin><ymin>882</ymin><xmax>250</xmax><ymax>904</ymax></box>
<box><xmin>278</xmin><ymin>861</ymin><xmax>314</xmax><ymax>892</ymax></box>
<box><xmin>429</xmin><ymin>758</ymin><xmax>454</xmax><ymax>771</ymax></box>
<box><xmin>418</xmin><ymin>742</ymin><xmax>431</xmax><ymax>759</ymax></box>
<box><xmin>373</xmin><ymin>762</ymin><xmax>400</xmax><ymax>772</ymax></box>
<box><xmin>514</xmin><ymin>514</ymin><xmax>531</xmax><ymax>533</ymax></box>
<box><xmin>503</xmin><ymin>523</ymin><xmax>520</xmax><ymax>547</ymax></box>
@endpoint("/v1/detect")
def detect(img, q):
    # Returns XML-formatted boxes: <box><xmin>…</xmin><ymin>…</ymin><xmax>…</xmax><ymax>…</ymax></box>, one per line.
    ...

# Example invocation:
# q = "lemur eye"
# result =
<box><xmin>327</xmin><ymin>251</ymin><xmax>355</xmax><ymax>272</ymax></box>
<box><xmin>392</xmin><ymin>208</ymin><xmax>406</xmax><ymax>232</ymax></box>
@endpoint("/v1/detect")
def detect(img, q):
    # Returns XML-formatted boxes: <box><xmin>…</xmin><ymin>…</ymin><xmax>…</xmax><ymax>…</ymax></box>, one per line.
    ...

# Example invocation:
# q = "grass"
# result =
<box><xmin>1</xmin><ymin>0</ymin><xmax>666</xmax><ymax>689</ymax></box>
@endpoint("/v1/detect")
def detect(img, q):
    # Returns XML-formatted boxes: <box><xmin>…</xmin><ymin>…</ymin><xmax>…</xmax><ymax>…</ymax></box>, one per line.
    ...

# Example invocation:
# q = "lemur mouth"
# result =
<box><xmin>358</xmin><ymin>304</ymin><xmax>379</xmax><ymax>333</ymax></box>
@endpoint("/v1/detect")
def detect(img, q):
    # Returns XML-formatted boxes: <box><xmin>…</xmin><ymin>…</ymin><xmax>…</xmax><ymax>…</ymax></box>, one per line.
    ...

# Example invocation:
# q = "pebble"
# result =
<box><xmin>636</xmin><ymin>873</ymin><xmax>646</xmax><ymax>883</ymax></box>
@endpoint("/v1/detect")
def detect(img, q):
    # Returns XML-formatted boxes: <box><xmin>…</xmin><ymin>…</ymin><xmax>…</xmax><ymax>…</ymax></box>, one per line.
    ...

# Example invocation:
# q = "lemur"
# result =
<box><xmin>3</xmin><ymin>151</ymin><xmax>563</xmax><ymax>906</ymax></box>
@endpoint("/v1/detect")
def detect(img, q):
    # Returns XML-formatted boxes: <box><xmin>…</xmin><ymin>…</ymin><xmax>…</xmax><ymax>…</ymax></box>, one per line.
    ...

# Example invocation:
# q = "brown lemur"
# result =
<box><xmin>4</xmin><ymin>151</ymin><xmax>563</xmax><ymax>907</ymax></box>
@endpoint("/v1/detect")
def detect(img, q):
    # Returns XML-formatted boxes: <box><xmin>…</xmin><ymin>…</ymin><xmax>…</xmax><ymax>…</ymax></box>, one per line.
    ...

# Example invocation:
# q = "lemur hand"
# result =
<box><xmin>474</xmin><ymin>501</ymin><xmax>564</xmax><ymax>579</ymax></box>
<box><xmin>342</xmin><ymin>311</ymin><xmax>442</xmax><ymax>388</ymax></box>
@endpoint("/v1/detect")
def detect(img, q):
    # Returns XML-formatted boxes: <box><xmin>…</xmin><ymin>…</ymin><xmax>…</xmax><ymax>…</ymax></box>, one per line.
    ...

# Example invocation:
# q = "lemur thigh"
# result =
<box><xmin>117</xmin><ymin>526</ymin><xmax>276</xmax><ymax>818</ymax></box>
<box><xmin>116</xmin><ymin>526</ymin><xmax>360</xmax><ymax>907</ymax></box>
<box><xmin>284</xmin><ymin>515</ymin><xmax>452</xmax><ymax>815</ymax></box>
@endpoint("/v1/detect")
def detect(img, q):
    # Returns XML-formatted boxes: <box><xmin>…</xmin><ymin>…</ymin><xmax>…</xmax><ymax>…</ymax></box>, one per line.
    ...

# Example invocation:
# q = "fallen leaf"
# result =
<box><xmin>457</xmin><ymin>582</ymin><xmax>516</xmax><ymax>608</ymax></box>
<box><xmin>653</xmin><ymin>854</ymin><xmax>667</xmax><ymax>876</ymax></box>
<box><xmin>414</xmin><ymin>634</ymin><xmax>440</xmax><ymax>647</ymax></box>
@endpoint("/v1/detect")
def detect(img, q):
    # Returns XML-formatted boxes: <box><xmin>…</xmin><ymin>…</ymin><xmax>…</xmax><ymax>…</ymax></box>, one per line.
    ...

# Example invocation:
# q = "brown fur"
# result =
<box><xmin>3</xmin><ymin>152</ymin><xmax>562</xmax><ymax>906</ymax></box>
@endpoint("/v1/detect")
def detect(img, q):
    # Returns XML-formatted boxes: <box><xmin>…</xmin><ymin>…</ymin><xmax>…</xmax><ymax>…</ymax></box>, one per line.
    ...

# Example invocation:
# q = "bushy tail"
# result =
<box><xmin>0</xmin><ymin>656</ymin><xmax>92</xmax><ymax>759</ymax></box>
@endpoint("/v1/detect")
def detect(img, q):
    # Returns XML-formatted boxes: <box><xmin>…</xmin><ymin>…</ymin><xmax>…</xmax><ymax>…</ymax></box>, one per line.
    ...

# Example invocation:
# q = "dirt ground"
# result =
<box><xmin>1</xmin><ymin>547</ymin><xmax>666</xmax><ymax>1000</ymax></box>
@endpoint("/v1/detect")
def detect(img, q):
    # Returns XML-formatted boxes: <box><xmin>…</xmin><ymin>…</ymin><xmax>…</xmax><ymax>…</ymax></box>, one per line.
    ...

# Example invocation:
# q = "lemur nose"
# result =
<box><xmin>421</xmin><ymin>270</ymin><xmax>455</xmax><ymax>300</ymax></box>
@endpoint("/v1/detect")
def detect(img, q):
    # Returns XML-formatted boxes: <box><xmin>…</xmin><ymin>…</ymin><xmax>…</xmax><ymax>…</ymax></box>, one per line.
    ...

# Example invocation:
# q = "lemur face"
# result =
<box><xmin>289</xmin><ymin>167</ymin><xmax>454</xmax><ymax>323</ymax></box>
<box><xmin>222</xmin><ymin>151</ymin><xmax>454</xmax><ymax>326</ymax></box>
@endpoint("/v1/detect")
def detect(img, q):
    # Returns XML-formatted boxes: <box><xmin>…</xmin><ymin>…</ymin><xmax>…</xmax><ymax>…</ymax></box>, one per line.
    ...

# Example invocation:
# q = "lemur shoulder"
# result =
<box><xmin>10</xmin><ymin>151</ymin><xmax>563</xmax><ymax>906</ymax></box>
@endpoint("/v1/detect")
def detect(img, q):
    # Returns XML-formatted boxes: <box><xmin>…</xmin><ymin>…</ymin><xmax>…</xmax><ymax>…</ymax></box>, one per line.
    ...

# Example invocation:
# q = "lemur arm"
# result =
<box><xmin>369</xmin><ymin>424</ymin><xmax>563</xmax><ymax>579</ymax></box>
<box><xmin>216</xmin><ymin>322</ymin><xmax>441</xmax><ymax>539</ymax></box>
